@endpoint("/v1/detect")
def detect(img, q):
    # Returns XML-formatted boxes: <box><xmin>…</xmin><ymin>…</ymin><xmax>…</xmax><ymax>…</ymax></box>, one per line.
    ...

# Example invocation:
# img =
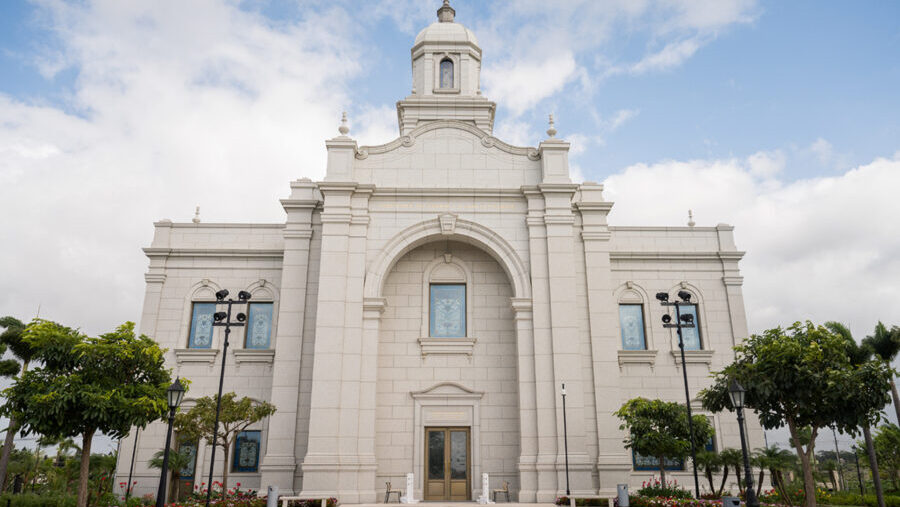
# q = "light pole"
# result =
<box><xmin>728</xmin><ymin>380</ymin><xmax>759</xmax><ymax>507</ymax></box>
<box><xmin>853</xmin><ymin>445</ymin><xmax>865</xmax><ymax>495</ymax></box>
<box><xmin>126</xmin><ymin>428</ymin><xmax>139</xmax><ymax>501</ymax></box>
<box><xmin>832</xmin><ymin>426</ymin><xmax>844</xmax><ymax>491</ymax></box>
<box><xmin>156</xmin><ymin>378</ymin><xmax>186</xmax><ymax>507</ymax></box>
<box><xmin>205</xmin><ymin>289</ymin><xmax>250</xmax><ymax>506</ymax></box>
<box><xmin>561</xmin><ymin>383</ymin><xmax>571</xmax><ymax>499</ymax></box>
<box><xmin>656</xmin><ymin>291</ymin><xmax>700</xmax><ymax>498</ymax></box>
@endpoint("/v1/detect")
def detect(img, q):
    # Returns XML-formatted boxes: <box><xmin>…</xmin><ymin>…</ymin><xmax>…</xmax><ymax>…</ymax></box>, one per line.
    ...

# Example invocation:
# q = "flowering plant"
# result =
<box><xmin>637</xmin><ymin>477</ymin><xmax>692</xmax><ymax>500</ymax></box>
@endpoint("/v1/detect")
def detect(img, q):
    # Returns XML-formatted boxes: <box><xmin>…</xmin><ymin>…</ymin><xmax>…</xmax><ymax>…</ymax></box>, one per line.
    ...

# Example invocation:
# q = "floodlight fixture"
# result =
<box><xmin>214</xmin><ymin>311</ymin><xmax>227</xmax><ymax>322</ymax></box>
<box><xmin>236</xmin><ymin>313</ymin><xmax>247</xmax><ymax>323</ymax></box>
<box><xmin>662</xmin><ymin>314</ymin><xmax>672</xmax><ymax>324</ymax></box>
<box><xmin>215</xmin><ymin>289</ymin><xmax>229</xmax><ymax>301</ymax></box>
<box><xmin>677</xmin><ymin>290</ymin><xmax>692</xmax><ymax>302</ymax></box>
<box><xmin>238</xmin><ymin>290</ymin><xmax>252</xmax><ymax>301</ymax></box>
<box><xmin>655</xmin><ymin>292</ymin><xmax>669</xmax><ymax>302</ymax></box>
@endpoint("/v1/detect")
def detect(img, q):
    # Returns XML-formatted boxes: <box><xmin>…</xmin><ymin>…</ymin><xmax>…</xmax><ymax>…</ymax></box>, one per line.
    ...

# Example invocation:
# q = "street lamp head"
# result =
<box><xmin>167</xmin><ymin>377</ymin><xmax>186</xmax><ymax>411</ymax></box>
<box><xmin>655</xmin><ymin>292</ymin><xmax>669</xmax><ymax>303</ymax></box>
<box><xmin>662</xmin><ymin>314</ymin><xmax>672</xmax><ymax>324</ymax></box>
<box><xmin>561</xmin><ymin>383</ymin><xmax>567</xmax><ymax>396</ymax></box>
<box><xmin>213</xmin><ymin>311</ymin><xmax>227</xmax><ymax>322</ymax></box>
<box><xmin>677</xmin><ymin>290</ymin><xmax>692</xmax><ymax>302</ymax></box>
<box><xmin>680</xmin><ymin>313</ymin><xmax>694</xmax><ymax>324</ymax></box>
<box><xmin>215</xmin><ymin>289</ymin><xmax>229</xmax><ymax>301</ymax></box>
<box><xmin>728</xmin><ymin>379</ymin><xmax>746</xmax><ymax>410</ymax></box>
<box><xmin>238</xmin><ymin>290</ymin><xmax>252</xmax><ymax>301</ymax></box>
<box><xmin>236</xmin><ymin>312</ymin><xmax>247</xmax><ymax>322</ymax></box>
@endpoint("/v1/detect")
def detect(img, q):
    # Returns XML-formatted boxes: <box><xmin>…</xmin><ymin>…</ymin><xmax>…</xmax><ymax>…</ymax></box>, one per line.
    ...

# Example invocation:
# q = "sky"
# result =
<box><xmin>1</xmin><ymin>0</ymin><xmax>898</xmax><ymax>455</ymax></box>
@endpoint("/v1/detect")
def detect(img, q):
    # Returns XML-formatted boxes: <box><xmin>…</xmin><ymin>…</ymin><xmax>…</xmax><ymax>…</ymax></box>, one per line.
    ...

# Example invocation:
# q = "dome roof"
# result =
<box><xmin>414</xmin><ymin>21</ymin><xmax>479</xmax><ymax>46</ymax></box>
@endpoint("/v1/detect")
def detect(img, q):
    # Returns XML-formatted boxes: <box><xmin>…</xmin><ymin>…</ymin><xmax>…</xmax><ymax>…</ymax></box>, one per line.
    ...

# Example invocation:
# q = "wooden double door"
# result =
<box><xmin>424</xmin><ymin>427</ymin><xmax>470</xmax><ymax>501</ymax></box>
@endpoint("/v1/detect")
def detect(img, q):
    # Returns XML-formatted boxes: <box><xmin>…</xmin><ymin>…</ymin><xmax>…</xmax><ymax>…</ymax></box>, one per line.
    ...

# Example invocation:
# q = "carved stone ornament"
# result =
<box><xmin>401</xmin><ymin>135</ymin><xmax>415</xmax><ymax>147</ymax></box>
<box><xmin>527</xmin><ymin>149</ymin><xmax>541</xmax><ymax>161</ymax></box>
<box><xmin>355</xmin><ymin>148</ymin><xmax>369</xmax><ymax>160</ymax></box>
<box><xmin>439</xmin><ymin>213</ymin><xmax>457</xmax><ymax>235</ymax></box>
<box><xmin>480</xmin><ymin>136</ymin><xmax>496</xmax><ymax>148</ymax></box>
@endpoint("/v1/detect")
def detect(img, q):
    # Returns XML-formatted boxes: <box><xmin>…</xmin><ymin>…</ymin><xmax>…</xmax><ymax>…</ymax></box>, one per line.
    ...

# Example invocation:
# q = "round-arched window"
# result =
<box><xmin>439</xmin><ymin>59</ymin><xmax>453</xmax><ymax>89</ymax></box>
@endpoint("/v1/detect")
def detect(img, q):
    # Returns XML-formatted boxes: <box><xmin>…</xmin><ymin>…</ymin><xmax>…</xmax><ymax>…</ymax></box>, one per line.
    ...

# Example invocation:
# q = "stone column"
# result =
<box><xmin>576</xmin><ymin>183</ymin><xmax>631</xmax><ymax>494</ymax></box>
<box><xmin>259</xmin><ymin>179</ymin><xmax>319</xmax><ymax>495</ymax></box>
<box><xmin>511</xmin><ymin>298</ymin><xmax>538</xmax><ymax>502</ymax></box>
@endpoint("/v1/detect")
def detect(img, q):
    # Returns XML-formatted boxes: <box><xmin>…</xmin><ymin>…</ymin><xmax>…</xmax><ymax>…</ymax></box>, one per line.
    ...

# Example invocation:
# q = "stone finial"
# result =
<box><xmin>192</xmin><ymin>206</ymin><xmax>201</xmax><ymax>224</ymax></box>
<box><xmin>437</xmin><ymin>0</ymin><xmax>455</xmax><ymax>22</ymax></box>
<box><xmin>546</xmin><ymin>114</ymin><xmax>557</xmax><ymax>138</ymax></box>
<box><xmin>338</xmin><ymin>111</ymin><xmax>350</xmax><ymax>136</ymax></box>
<box><xmin>687</xmin><ymin>209</ymin><xmax>695</xmax><ymax>228</ymax></box>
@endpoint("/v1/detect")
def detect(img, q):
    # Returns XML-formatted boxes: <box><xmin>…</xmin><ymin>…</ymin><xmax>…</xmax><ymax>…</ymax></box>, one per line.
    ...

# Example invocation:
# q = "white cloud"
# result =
<box><xmin>604</xmin><ymin>153</ymin><xmax>900</xmax><ymax>341</ymax></box>
<box><xmin>482</xmin><ymin>52</ymin><xmax>579</xmax><ymax>117</ymax></box>
<box><xmin>607</xmin><ymin>108</ymin><xmax>639</xmax><ymax>131</ymax></box>
<box><xmin>809</xmin><ymin>137</ymin><xmax>835</xmax><ymax>165</ymax></box>
<box><xmin>627</xmin><ymin>37</ymin><xmax>704</xmax><ymax>74</ymax></box>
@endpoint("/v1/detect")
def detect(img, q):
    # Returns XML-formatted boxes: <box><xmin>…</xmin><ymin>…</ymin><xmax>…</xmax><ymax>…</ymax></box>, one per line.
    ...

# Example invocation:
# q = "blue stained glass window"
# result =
<box><xmin>178</xmin><ymin>441</ymin><xmax>197</xmax><ymax>479</ymax></box>
<box><xmin>619</xmin><ymin>305</ymin><xmax>646</xmax><ymax>350</ymax></box>
<box><xmin>440</xmin><ymin>59</ymin><xmax>453</xmax><ymax>88</ymax></box>
<box><xmin>430</xmin><ymin>284</ymin><xmax>466</xmax><ymax>338</ymax></box>
<box><xmin>678</xmin><ymin>304</ymin><xmax>702</xmax><ymax>351</ymax></box>
<box><xmin>232</xmin><ymin>431</ymin><xmax>261</xmax><ymax>473</ymax></box>
<box><xmin>188</xmin><ymin>303</ymin><xmax>216</xmax><ymax>349</ymax></box>
<box><xmin>245</xmin><ymin>303</ymin><xmax>273</xmax><ymax>349</ymax></box>
<box><xmin>632</xmin><ymin>450</ymin><xmax>684</xmax><ymax>471</ymax></box>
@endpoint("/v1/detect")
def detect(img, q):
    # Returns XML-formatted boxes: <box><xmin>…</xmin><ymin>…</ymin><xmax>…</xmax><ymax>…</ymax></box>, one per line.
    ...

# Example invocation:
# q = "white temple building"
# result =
<box><xmin>115</xmin><ymin>2</ymin><xmax>761</xmax><ymax>502</ymax></box>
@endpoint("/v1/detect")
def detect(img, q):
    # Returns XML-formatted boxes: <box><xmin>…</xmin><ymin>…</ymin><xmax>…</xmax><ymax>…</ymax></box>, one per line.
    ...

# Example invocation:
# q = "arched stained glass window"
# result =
<box><xmin>440</xmin><ymin>59</ymin><xmax>453</xmax><ymax>89</ymax></box>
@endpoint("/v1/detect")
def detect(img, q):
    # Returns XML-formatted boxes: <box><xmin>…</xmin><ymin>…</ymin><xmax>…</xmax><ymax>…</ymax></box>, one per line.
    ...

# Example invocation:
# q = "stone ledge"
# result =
<box><xmin>417</xmin><ymin>337</ymin><xmax>477</xmax><ymax>357</ymax></box>
<box><xmin>234</xmin><ymin>349</ymin><xmax>275</xmax><ymax>364</ymax></box>
<box><xmin>617</xmin><ymin>349</ymin><xmax>658</xmax><ymax>368</ymax></box>
<box><xmin>671</xmin><ymin>349</ymin><xmax>715</xmax><ymax>366</ymax></box>
<box><xmin>174</xmin><ymin>348</ymin><xmax>219</xmax><ymax>364</ymax></box>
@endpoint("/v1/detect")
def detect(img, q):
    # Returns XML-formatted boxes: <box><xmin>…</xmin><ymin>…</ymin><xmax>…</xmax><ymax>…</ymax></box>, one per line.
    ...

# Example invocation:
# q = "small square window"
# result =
<box><xmin>679</xmin><ymin>304</ymin><xmax>702</xmax><ymax>350</ymax></box>
<box><xmin>188</xmin><ymin>303</ymin><xmax>216</xmax><ymax>349</ymax></box>
<box><xmin>232</xmin><ymin>430</ymin><xmax>261</xmax><ymax>473</ymax></box>
<box><xmin>245</xmin><ymin>302</ymin><xmax>274</xmax><ymax>349</ymax></box>
<box><xmin>430</xmin><ymin>284</ymin><xmax>465</xmax><ymax>338</ymax></box>
<box><xmin>619</xmin><ymin>304</ymin><xmax>646</xmax><ymax>350</ymax></box>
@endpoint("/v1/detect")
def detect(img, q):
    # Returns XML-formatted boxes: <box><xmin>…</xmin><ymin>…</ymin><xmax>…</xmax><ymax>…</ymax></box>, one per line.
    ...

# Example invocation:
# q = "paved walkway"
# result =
<box><xmin>345</xmin><ymin>504</ymin><xmax>557</xmax><ymax>507</ymax></box>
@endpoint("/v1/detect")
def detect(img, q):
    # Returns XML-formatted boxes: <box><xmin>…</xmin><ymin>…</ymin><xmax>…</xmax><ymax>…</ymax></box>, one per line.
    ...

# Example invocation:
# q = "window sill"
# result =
<box><xmin>671</xmin><ymin>349</ymin><xmax>715</xmax><ymax>366</ymax></box>
<box><xmin>174</xmin><ymin>348</ymin><xmax>219</xmax><ymax>365</ymax></box>
<box><xmin>432</xmin><ymin>87</ymin><xmax>460</xmax><ymax>94</ymax></box>
<box><xmin>418</xmin><ymin>337</ymin><xmax>477</xmax><ymax>357</ymax></box>
<box><xmin>617</xmin><ymin>349</ymin><xmax>658</xmax><ymax>368</ymax></box>
<box><xmin>234</xmin><ymin>349</ymin><xmax>275</xmax><ymax>364</ymax></box>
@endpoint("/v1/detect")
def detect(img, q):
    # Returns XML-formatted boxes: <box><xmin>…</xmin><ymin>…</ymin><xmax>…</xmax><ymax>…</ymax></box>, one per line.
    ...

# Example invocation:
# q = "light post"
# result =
<box><xmin>126</xmin><ymin>428</ymin><xmax>139</xmax><ymax>501</ymax></box>
<box><xmin>728</xmin><ymin>380</ymin><xmax>759</xmax><ymax>507</ymax></box>
<box><xmin>561</xmin><ymin>383</ymin><xmax>571</xmax><ymax>499</ymax></box>
<box><xmin>853</xmin><ymin>445</ymin><xmax>865</xmax><ymax>495</ymax></box>
<box><xmin>656</xmin><ymin>291</ymin><xmax>701</xmax><ymax>498</ymax></box>
<box><xmin>156</xmin><ymin>377</ymin><xmax>186</xmax><ymax>507</ymax></box>
<box><xmin>205</xmin><ymin>289</ymin><xmax>250</xmax><ymax>507</ymax></box>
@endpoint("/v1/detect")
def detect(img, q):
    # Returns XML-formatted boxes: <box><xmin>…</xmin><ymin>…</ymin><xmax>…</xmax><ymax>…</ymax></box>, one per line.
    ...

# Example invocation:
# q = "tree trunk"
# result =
<box><xmin>705</xmin><ymin>468</ymin><xmax>715</xmax><ymax>494</ymax></box>
<box><xmin>735</xmin><ymin>463</ymin><xmax>743</xmax><ymax>493</ymax></box>
<box><xmin>757</xmin><ymin>470</ymin><xmax>765</xmax><ymax>497</ymax></box>
<box><xmin>775</xmin><ymin>471</ymin><xmax>793</xmax><ymax>507</ymax></box>
<box><xmin>891</xmin><ymin>379</ymin><xmax>900</xmax><ymax>432</ymax></box>
<box><xmin>77</xmin><ymin>430</ymin><xmax>94</xmax><ymax>507</ymax></box>
<box><xmin>0</xmin><ymin>360</ymin><xmax>28</xmax><ymax>492</ymax></box>
<box><xmin>787</xmin><ymin>420</ymin><xmax>817</xmax><ymax>507</ymax></box>
<box><xmin>222</xmin><ymin>441</ymin><xmax>230</xmax><ymax>494</ymax></box>
<box><xmin>659</xmin><ymin>458</ymin><xmax>666</xmax><ymax>488</ymax></box>
<box><xmin>863</xmin><ymin>425</ymin><xmax>885</xmax><ymax>507</ymax></box>
<box><xmin>717</xmin><ymin>466</ymin><xmax>729</xmax><ymax>497</ymax></box>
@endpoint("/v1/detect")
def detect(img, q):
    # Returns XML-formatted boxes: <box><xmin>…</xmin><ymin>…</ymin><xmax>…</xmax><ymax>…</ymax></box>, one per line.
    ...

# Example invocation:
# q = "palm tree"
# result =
<box><xmin>862</xmin><ymin>322</ymin><xmax>900</xmax><ymax>425</ymax></box>
<box><xmin>0</xmin><ymin>317</ymin><xmax>36</xmax><ymax>491</ymax></box>
<box><xmin>148</xmin><ymin>448</ymin><xmax>194</xmax><ymax>502</ymax></box>
<box><xmin>754</xmin><ymin>445</ymin><xmax>796</xmax><ymax>503</ymax></box>
<box><xmin>695</xmin><ymin>450</ymin><xmax>722</xmax><ymax>496</ymax></box>
<box><xmin>720</xmin><ymin>448</ymin><xmax>745</xmax><ymax>495</ymax></box>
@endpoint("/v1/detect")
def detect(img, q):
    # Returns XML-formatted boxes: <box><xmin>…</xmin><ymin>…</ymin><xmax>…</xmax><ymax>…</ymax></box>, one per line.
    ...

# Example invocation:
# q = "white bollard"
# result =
<box><xmin>477</xmin><ymin>472</ymin><xmax>494</xmax><ymax>504</ymax></box>
<box><xmin>266</xmin><ymin>486</ymin><xmax>278</xmax><ymax>507</ymax></box>
<box><xmin>400</xmin><ymin>472</ymin><xmax>419</xmax><ymax>504</ymax></box>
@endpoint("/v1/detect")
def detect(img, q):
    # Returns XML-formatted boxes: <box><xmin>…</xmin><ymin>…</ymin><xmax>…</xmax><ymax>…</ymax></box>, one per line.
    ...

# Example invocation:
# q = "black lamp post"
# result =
<box><xmin>728</xmin><ymin>380</ymin><xmax>759</xmax><ymax>507</ymax></box>
<box><xmin>561</xmin><ymin>383</ymin><xmax>571</xmax><ymax>499</ymax></box>
<box><xmin>126</xmin><ymin>428</ymin><xmax>139</xmax><ymax>501</ymax></box>
<box><xmin>853</xmin><ymin>445</ymin><xmax>865</xmax><ymax>495</ymax></box>
<box><xmin>205</xmin><ymin>289</ymin><xmax>250</xmax><ymax>507</ymax></box>
<box><xmin>656</xmin><ymin>291</ymin><xmax>701</xmax><ymax>498</ymax></box>
<box><xmin>156</xmin><ymin>377</ymin><xmax>186</xmax><ymax>507</ymax></box>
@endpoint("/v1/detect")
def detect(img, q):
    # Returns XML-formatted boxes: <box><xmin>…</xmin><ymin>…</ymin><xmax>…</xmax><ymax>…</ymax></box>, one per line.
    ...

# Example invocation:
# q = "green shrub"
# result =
<box><xmin>556</xmin><ymin>497</ymin><xmax>610</xmax><ymax>506</ymax></box>
<box><xmin>827</xmin><ymin>491</ymin><xmax>900</xmax><ymax>507</ymax></box>
<box><xmin>0</xmin><ymin>493</ymin><xmax>77</xmax><ymax>507</ymax></box>
<box><xmin>636</xmin><ymin>479</ymin><xmax>693</xmax><ymax>499</ymax></box>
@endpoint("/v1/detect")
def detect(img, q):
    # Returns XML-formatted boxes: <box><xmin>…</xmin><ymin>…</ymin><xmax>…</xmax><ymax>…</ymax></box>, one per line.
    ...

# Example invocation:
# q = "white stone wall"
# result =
<box><xmin>375</xmin><ymin>241</ymin><xmax>520</xmax><ymax>498</ymax></box>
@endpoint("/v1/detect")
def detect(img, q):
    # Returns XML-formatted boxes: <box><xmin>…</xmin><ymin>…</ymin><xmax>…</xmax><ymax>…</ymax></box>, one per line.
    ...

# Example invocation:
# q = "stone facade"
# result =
<box><xmin>115</xmin><ymin>2</ymin><xmax>761</xmax><ymax>503</ymax></box>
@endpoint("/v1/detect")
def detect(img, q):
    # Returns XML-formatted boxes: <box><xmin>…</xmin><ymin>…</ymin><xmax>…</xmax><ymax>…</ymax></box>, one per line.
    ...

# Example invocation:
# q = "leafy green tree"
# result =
<box><xmin>2</xmin><ymin>320</ymin><xmax>172</xmax><ymax>507</ymax></box>
<box><xmin>695</xmin><ymin>450</ymin><xmax>722</xmax><ymax>495</ymax></box>
<box><xmin>0</xmin><ymin>316</ymin><xmax>34</xmax><ymax>490</ymax></box>
<box><xmin>754</xmin><ymin>445</ymin><xmax>796</xmax><ymax>504</ymax></box>
<box><xmin>862</xmin><ymin>323</ymin><xmax>900</xmax><ymax>425</ymax></box>
<box><xmin>872</xmin><ymin>424</ymin><xmax>900</xmax><ymax>490</ymax></box>
<box><xmin>148</xmin><ymin>448</ymin><xmax>193</xmax><ymax>501</ymax></box>
<box><xmin>174</xmin><ymin>392</ymin><xmax>275</xmax><ymax>490</ymax></box>
<box><xmin>615</xmin><ymin>397</ymin><xmax>714</xmax><ymax>486</ymax></box>
<box><xmin>700</xmin><ymin>321</ymin><xmax>893</xmax><ymax>507</ymax></box>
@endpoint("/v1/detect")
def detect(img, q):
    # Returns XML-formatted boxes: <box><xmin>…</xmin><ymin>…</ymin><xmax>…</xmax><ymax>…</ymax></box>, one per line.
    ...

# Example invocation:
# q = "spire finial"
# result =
<box><xmin>687</xmin><ymin>209</ymin><xmax>695</xmax><ymax>228</ymax></box>
<box><xmin>546</xmin><ymin>114</ymin><xmax>557</xmax><ymax>138</ymax></box>
<box><xmin>192</xmin><ymin>206</ymin><xmax>201</xmax><ymax>224</ymax></box>
<box><xmin>339</xmin><ymin>111</ymin><xmax>350</xmax><ymax>136</ymax></box>
<box><xmin>437</xmin><ymin>0</ymin><xmax>455</xmax><ymax>22</ymax></box>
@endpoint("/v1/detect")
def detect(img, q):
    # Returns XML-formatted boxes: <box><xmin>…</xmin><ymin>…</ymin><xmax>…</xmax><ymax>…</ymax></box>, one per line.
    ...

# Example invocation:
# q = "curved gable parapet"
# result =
<box><xmin>355</xmin><ymin>120</ymin><xmax>540</xmax><ymax>161</ymax></box>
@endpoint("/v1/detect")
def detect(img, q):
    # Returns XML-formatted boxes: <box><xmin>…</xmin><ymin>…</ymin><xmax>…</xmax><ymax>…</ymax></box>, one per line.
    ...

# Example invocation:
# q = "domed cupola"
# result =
<box><xmin>397</xmin><ymin>1</ymin><xmax>495</xmax><ymax>135</ymax></box>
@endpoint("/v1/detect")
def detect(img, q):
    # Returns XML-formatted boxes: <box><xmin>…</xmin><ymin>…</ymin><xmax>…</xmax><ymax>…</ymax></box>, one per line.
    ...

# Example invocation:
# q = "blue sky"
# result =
<box><xmin>1</xmin><ymin>0</ymin><xmax>898</xmax><ymax>452</ymax></box>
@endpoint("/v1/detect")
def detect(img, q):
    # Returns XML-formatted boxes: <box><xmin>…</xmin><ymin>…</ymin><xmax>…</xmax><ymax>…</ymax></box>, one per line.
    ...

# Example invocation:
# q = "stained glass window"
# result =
<box><xmin>188</xmin><ymin>303</ymin><xmax>215</xmax><ymax>349</ymax></box>
<box><xmin>430</xmin><ymin>284</ymin><xmax>465</xmax><ymax>338</ymax></box>
<box><xmin>619</xmin><ymin>304</ymin><xmax>646</xmax><ymax>350</ymax></box>
<box><xmin>178</xmin><ymin>441</ymin><xmax>197</xmax><ymax>479</ymax></box>
<box><xmin>245</xmin><ymin>303</ymin><xmax>273</xmax><ymax>349</ymax></box>
<box><xmin>632</xmin><ymin>450</ymin><xmax>685</xmax><ymax>471</ymax></box>
<box><xmin>678</xmin><ymin>304</ymin><xmax>702</xmax><ymax>351</ymax></box>
<box><xmin>440</xmin><ymin>59</ymin><xmax>453</xmax><ymax>89</ymax></box>
<box><xmin>232</xmin><ymin>430</ymin><xmax>261</xmax><ymax>473</ymax></box>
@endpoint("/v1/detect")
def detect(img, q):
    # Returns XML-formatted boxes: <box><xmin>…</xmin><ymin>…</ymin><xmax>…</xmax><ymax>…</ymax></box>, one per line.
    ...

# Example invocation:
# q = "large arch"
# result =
<box><xmin>363</xmin><ymin>215</ymin><xmax>532</xmax><ymax>301</ymax></box>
